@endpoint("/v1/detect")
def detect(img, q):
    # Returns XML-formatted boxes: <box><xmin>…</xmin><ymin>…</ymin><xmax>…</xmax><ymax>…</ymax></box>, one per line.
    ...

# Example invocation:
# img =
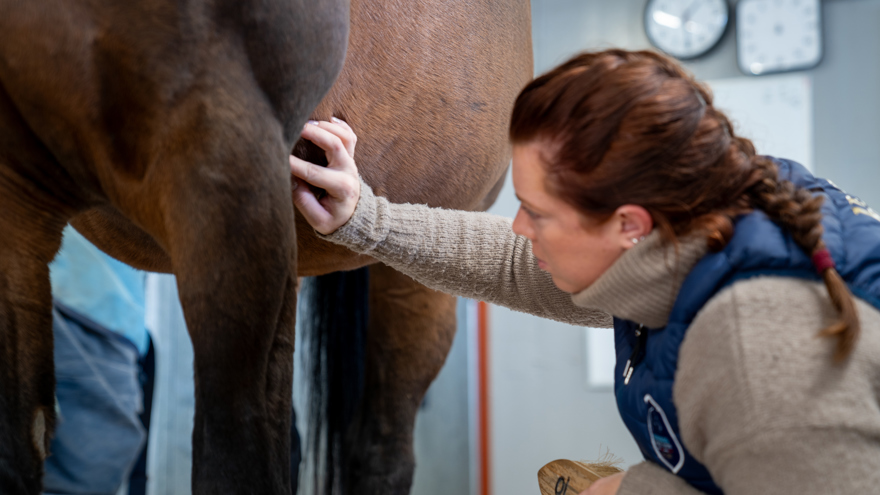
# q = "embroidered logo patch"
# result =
<box><xmin>644</xmin><ymin>394</ymin><xmax>685</xmax><ymax>474</ymax></box>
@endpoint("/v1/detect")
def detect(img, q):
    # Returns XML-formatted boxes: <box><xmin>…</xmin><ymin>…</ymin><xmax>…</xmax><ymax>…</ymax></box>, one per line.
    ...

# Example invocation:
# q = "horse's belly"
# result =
<box><xmin>295</xmin><ymin>0</ymin><xmax>533</xmax><ymax>274</ymax></box>
<box><xmin>318</xmin><ymin>0</ymin><xmax>532</xmax><ymax>209</ymax></box>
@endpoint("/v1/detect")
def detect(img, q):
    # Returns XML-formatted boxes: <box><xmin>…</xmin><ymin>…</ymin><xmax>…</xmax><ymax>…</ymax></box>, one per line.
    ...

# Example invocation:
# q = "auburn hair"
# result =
<box><xmin>509</xmin><ymin>49</ymin><xmax>858</xmax><ymax>361</ymax></box>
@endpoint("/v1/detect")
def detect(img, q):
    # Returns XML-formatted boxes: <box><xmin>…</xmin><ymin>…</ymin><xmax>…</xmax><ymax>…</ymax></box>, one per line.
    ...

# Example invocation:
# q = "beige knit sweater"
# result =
<box><xmin>320</xmin><ymin>181</ymin><xmax>880</xmax><ymax>494</ymax></box>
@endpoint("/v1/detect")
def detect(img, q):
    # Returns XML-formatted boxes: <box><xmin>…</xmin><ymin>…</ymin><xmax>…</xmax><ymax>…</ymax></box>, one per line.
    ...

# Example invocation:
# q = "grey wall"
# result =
<box><xmin>533</xmin><ymin>0</ymin><xmax>880</xmax><ymax>203</ymax></box>
<box><xmin>811</xmin><ymin>1</ymin><xmax>880</xmax><ymax>204</ymax></box>
<box><xmin>145</xmin><ymin>274</ymin><xmax>195</xmax><ymax>495</ymax></box>
<box><xmin>686</xmin><ymin>0</ymin><xmax>880</xmax><ymax>204</ymax></box>
<box><xmin>410</xmin><ymin>299</ymin><xmax>474</xmax><ymax>495</ymax></box>
<box><xmin>488</xmin><ymin>1</ymin><xmax>880</xmax><ymax>495</ymax></box>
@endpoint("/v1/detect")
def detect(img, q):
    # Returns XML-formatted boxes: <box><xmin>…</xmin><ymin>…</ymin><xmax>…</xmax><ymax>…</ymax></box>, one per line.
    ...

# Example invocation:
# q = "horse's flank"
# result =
<box><xmin>293</xmin><ymin>0</ymin><xmax>533</xmax><ymax>275</ymax></box>
<box><xmin>0</xmin><ymin>0</ymin><xmax>349</xmax><ymax>269</ymax></box>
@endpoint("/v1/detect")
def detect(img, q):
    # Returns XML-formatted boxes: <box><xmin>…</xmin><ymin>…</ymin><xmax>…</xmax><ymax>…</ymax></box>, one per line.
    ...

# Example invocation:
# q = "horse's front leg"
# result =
<box><xmin>148</xmin><ymin>130</ymin><xmax>298</xmax><ymax>494</ymax></box>
<box><xmin>0</xmin><ymin>191</ymin><xmax>67</xmax><ymax>494</ymax></box>
<box><xmin>346</xmin><ymin>263</ymin><xmax>458</xmax><ymax>495</ymax></box>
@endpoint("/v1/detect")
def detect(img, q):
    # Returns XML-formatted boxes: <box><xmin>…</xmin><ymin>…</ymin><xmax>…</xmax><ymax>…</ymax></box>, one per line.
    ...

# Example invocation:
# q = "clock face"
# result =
<box><xmin>736</xmin><ymin>0</ymin><xmax>823</xmax><ymax>75</ymax></box>
<box><xmin>644</xmin><ymin>0</ymin><xmax>729</xmax><ymax>60</ymax></box>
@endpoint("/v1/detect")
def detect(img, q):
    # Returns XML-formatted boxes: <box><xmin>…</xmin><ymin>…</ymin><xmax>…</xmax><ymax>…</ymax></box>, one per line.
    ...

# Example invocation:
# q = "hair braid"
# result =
<box><xmin>744</xmin><ymin>152</ymin><xmax>860</xmax><ymax>362</ymax></box>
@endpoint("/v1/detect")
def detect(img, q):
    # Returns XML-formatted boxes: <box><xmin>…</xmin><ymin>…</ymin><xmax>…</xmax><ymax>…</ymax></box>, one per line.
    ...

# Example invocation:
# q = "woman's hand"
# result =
<box><xmin>289</xmin><ymin>117</ymin><xmax>360</xmax><ymax>235</ymax></box>
<box><xmin>580</xmin><ymin>472</ymin><xmax>625</xmax><ymax>495</ymax></box>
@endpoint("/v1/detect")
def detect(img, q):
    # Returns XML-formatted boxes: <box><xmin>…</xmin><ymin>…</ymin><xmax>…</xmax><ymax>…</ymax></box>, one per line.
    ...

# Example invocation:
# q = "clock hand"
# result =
<box><xmin>681</xmin><ymin>0</ymin><xmax>702</xmax><ymax>23</ymax></box>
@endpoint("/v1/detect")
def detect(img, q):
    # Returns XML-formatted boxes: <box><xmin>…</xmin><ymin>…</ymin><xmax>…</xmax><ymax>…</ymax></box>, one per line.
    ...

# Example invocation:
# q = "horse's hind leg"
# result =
<box><xmin>346</xmin><ymin>263</ymin><xmax>458</xmax><ymax>495</ymax></box>
<box><xmin>0</xmin><ymin>196</ymin><xmax>67</xmax><ymax>494</ymax></box>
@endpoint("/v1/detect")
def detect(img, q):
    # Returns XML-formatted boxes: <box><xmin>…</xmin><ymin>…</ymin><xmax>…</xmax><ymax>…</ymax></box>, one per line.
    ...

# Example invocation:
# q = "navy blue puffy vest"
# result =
<box><xmin>613</xmin><ymin>158</ymin><xmax>880</xmax><ymax>494</ymax></box>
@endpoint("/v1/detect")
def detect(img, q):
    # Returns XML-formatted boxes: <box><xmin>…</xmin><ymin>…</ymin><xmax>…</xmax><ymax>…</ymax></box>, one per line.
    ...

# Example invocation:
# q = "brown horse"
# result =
<box><xmin>295</xmin><ymin>2</ymin><xmax>531</xmax><ymax>492</ymax></box>
<box><xmin>0</xmin><ymin>0</ymin><xmax>530</xmax><ymax>493</ymax></box>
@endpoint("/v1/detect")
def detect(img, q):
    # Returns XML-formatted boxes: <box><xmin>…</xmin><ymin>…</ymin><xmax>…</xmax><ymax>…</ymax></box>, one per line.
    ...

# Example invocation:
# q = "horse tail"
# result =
<box><xmin>300</xmin><ymin>267</ymin><xmax>369</xmax><ymax>495</ymax></box>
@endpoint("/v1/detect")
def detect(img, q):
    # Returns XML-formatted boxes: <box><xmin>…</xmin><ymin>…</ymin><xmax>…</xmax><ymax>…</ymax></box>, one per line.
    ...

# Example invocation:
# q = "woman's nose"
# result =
<box><xmin>512</xmin><ymin>207</ymin><xmax>533</xmax><ymax>239</ymax></box>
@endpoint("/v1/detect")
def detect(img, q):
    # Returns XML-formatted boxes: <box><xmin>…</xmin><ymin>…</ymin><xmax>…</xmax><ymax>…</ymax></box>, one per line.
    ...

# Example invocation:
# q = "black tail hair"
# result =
<box><xmin>299</xmin><ymin>267</ymin><xmax>369</xmax><ymax>495</ymax></box>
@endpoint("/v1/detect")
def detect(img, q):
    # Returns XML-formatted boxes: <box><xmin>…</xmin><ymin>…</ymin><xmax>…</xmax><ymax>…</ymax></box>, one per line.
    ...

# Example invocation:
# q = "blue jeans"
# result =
<box><xmin>43</xmin><ymin>304</ymin><xmax>146</xmax><ymax>495</ymax></box>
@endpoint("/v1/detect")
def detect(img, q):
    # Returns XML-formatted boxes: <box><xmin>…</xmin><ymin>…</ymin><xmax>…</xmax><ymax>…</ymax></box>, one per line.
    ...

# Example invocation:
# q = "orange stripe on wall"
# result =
<box><xmin>478</xmin><ymin>301</ymin><xmax>491</xmax><ymax>495</ymax></box>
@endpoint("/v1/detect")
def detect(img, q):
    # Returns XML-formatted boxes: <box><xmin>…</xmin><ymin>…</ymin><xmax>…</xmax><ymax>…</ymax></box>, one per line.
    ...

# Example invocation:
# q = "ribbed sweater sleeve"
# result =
<box><xmin>673</xmin><ymin>277</ymin><xmax>880</xmax><ymax>494</ymax></box>
<box><xmin>319</xmin><ymin>180</ymin><xmax>612</xmax><ymax>328</ymax></box>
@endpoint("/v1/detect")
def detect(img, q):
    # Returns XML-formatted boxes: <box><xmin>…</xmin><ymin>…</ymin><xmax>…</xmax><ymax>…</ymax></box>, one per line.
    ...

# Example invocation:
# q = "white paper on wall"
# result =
<box><xmin>707</xmin><ymin>74</ymin><xmax>814</xmax><ymax>172</ymax></box>
<box><xmin>585</xmin><ymin>327</ymin><xmax>617</xmax><ymax>388</ymax></box>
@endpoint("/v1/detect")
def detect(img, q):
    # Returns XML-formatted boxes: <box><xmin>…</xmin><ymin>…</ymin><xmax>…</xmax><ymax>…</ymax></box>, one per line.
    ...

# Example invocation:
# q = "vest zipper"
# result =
<box><xmin>623</xmin><ymin>324</ymin><xmax>647</xmax><ymax>385</ymax></box>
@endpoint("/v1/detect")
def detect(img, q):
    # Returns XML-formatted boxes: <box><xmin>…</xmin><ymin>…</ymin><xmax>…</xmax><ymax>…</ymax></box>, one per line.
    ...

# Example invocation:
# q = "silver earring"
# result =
<box><xmin>631</xmin><ymin>235</ymin><xmax>645</xmax><ymax>245</ymax></box>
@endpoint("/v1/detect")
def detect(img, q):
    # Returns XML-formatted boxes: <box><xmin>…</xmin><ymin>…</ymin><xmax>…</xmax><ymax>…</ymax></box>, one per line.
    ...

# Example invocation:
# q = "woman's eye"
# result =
<box><xmin>524</xmin><ymin>206</ymin><xmax>540</xmax><ymax>219</ymax></box>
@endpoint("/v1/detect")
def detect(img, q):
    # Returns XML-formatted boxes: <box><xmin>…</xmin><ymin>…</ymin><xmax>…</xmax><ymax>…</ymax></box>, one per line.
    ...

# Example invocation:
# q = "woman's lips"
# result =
<box><xmin>536</xmin><ymin>258</ymin><xmax>548</xmax><ymax>270</ymax></box>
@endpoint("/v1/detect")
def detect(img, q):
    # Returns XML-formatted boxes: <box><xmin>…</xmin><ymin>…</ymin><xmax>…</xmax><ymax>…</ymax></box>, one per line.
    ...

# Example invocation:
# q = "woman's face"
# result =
<box><xmin>511</xmin><ymin>141</ymin><xmax>649</xmax><ymax>294</ymax></box>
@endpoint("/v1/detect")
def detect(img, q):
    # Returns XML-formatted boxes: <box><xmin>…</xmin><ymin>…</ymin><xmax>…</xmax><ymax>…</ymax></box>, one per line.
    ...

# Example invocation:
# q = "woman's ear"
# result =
<box><xmin>616</xmin><ymin>205</ymin><xmax>653</xmax><ymax>249</ymax></box>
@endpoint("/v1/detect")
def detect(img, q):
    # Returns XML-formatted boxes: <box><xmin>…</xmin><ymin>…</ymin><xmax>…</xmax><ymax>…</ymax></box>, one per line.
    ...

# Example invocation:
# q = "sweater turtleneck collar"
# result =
<box><xmin>570</xmin><ymin>231</ymin><xmax>709</xmax><ymax>329</ymax></box>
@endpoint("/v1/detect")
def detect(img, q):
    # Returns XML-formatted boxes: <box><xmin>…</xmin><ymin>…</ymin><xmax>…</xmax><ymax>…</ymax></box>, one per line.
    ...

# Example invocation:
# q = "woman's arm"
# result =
<box><xmin>326</xmin><ymin>178</ymin><xmax>610</xmax><ymax>327</ymax></box>
<box><xmin>290</xmin><ymin>119</ymin><xmax>611</xmax><ymax>328</ymax></box>
<box><xmin>674</xmin><ymin>277</ymin><xmax>880</xmax><ymax>494</ymax></box>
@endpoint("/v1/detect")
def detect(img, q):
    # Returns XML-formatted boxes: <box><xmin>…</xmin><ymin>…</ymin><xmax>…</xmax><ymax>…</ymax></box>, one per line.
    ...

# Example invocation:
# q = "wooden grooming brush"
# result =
<box><xmin>538</xmin><ymin>459</ymin><xmax>623</xmax><ymax>495</ymax></box>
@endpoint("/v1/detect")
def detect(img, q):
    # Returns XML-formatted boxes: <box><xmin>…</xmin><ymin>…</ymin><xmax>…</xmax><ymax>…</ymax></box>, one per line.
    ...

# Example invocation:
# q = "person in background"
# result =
<box><xmin>289</xmin><ymin>49</ymin><xmax>880</xmax><ymax>494</ymax></box>
<box><xmin>45</xmin><ymin>226</ymin><xmax>153</xmax><ymax>495</ymax></box>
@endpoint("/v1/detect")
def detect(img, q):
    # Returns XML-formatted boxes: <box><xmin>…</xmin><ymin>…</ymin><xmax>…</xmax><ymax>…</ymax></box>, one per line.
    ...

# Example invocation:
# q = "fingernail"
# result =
<box><xmin>330</xmin><ymin>116</ymin><xmax>348</xmax><ymax>126</ymax></box>
<box><xmin>306</xmin><ymin>120</ymin><xmax>319</xmax><ymax>126</ymax></box>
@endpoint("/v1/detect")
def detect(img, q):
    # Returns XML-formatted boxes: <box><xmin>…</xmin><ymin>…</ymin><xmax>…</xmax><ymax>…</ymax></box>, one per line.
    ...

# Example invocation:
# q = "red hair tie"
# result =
<box><xmin>812</xmin><ymin>248</ymin><xmax>836</xmax><ymax>274</ymax></box>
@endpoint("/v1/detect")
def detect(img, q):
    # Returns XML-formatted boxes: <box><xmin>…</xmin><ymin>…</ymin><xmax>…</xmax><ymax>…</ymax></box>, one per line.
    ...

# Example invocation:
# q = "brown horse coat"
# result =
<box><xmin>0</xmin><ymin>0</ymin><xmax>531</xmax><ymax>493</ymax></box>
<box><xmin>1</xmin><ymin>1</ymin><xmax>347</xmax><ymax>493</ymax></box>
<box><xmin>296</xmin><ymin>0</ymin><xmax>533</xmax><ymax>275</ymax></box>
<box><xmin>294</xmin><ymin>2</ymin><xmax>531</xmax><ymax>493</ymax></box>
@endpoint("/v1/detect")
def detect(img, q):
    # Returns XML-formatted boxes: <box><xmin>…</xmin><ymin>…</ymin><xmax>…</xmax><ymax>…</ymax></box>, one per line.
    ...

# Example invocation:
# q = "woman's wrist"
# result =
<box><xmin>317</xmin><ymin>178</ymin><xmax>388</xmax><ymax>253</ymax></box>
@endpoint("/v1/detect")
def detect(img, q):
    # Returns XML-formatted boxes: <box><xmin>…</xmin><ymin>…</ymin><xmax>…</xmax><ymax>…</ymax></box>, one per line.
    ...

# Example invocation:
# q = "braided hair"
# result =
<box><xmin>509</xmin><ymin>49</ymin><xmax>859</xmax><ymax>361</ymax></box>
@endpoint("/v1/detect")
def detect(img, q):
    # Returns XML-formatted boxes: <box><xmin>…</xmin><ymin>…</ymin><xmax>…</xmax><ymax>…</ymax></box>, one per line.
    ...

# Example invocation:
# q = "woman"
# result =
<box><xmin>289</xmin><ymin>49</ymin><xmax>880</xmax><ymax>495</ymax></box>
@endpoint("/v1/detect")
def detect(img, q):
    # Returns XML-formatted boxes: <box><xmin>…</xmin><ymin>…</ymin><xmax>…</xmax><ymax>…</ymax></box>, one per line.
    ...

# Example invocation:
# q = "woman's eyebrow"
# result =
<box><xmin>515</xmin><ymin>194</ymin><xmax>546</xmax><ymax>214</ymax></box>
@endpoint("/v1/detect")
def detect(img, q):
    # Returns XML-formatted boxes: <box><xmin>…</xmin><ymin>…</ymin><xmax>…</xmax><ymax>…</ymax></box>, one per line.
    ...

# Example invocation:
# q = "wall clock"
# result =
<box><xmin>736</xmin><ymin>0</ymin><xmax>823</xmax><ymax>75</ymax></box>
<box><xmin>644</xmin><ymin>0</ymin><xmax>729</xmax><ymax>60</ymax></box>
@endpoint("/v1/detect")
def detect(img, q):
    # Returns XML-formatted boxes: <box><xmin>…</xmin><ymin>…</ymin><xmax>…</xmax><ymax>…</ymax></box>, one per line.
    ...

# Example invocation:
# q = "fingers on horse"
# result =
<box><xmin>290</xmin><ymin>155</ymin><xmax>345</xmax><ymax>190</ymax></box>
<box><xmin>301</xmin><ymin>123</ymin><xmax>357</xmax><ymax>165</ymax></box>
<box><xmin>291</xmin><ymin>178</ymin><xmax>333</xmax><ymax>229</ymax></box>
<box><xmin>289</xmin><ymin>155</ymin><xmax>358</xmax><ymax>200</ymax></box>
<box><xmin>328</xmin><ymin>117</ymin><xmax>357</xmax><ymax>157</ymax></box>
<box><xmin>329</xmin><ymin>116</ymin><xmax>352</xmax><ymax>131</ymax></box>
<box><xmin>308</xmin><ymin>119</ymin><xmax>357</xmax><ymax>157</ymax></box>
